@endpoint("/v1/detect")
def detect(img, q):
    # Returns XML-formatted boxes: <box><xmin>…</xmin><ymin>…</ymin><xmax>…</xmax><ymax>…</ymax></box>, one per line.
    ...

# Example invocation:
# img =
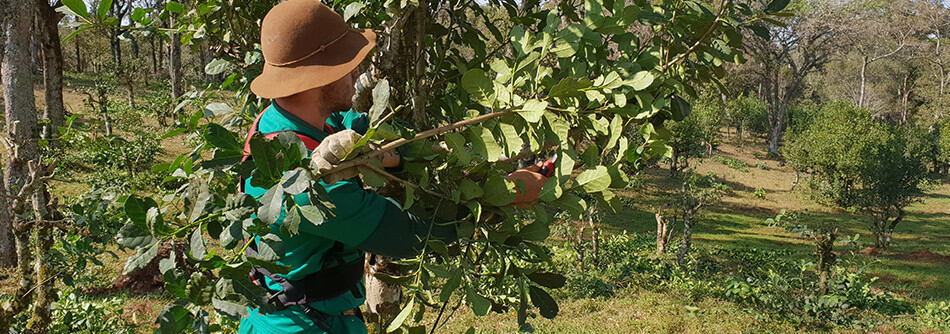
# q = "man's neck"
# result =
<box><xmin>273</xmin><ymin>99</ymin><xmax>332</xmax><ymax>130</ymax></box>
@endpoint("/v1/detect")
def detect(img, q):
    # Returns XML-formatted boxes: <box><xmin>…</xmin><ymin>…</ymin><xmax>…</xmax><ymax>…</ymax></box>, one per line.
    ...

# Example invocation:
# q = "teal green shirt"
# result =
<box><xmin>239</xmin><ymin>104</ymin><xmax>388</xmax><ymax>334</ymax></box>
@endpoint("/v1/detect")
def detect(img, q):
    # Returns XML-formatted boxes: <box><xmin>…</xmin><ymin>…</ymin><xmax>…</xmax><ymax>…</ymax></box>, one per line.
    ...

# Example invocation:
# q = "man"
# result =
<box><xmin>238</xmin><ymin>1</ymin><xmax>548</xmax><ymax>333</ymax></box>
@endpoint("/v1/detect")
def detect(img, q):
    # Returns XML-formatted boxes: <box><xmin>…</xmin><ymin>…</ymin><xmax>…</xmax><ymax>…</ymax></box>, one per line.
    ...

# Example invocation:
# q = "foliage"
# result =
<box><xmin>753</xmin><ymin>187</ymin><xmax>766</xmax><ymax>199</ymax></box>
<box><xmin>723</xmin><ymin>94</ymin><xmax>768</xmax><ymax>139</ymax></box>
<box><xmin>555</xmin><ymin>232</ymin><xmax>913</xmax><ymax>329</ymax></box>
<box><xmin>50</xmin><ymin>189</ymin><xmax>125</xmax><ymax>287</ymax></box>
<box><xmin>61</xmin><ymin>0</ymin><xmax>787</xmax><ymax>331</ymax></box>
<box><xmin>666</xmin><ymin>94</ymin><xmax>723</xmax><ymax>171</ymax></box>
<box><xmin>713</xmin><ymin>155</ymin><xmax>749</xmax><ymax>172</ymax></box>
<box><xmin>920</xmin><ymin>301</ymin><xmax>950</xmax><ymax>331</ymax></box>
<box><xmin>48</xmin><ymin>292</ymin><xmax>136</xmax><ymax>334</ymax></box>
<box><xmin>784</xmin><ymin>101</ymin><xmax>931</xmax><ymax>249</ymax></box>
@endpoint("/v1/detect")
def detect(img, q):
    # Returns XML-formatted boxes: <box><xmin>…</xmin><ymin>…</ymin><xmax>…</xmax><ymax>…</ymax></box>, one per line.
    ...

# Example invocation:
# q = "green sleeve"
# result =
<box><xmin>293</xmin><ymin>178</ymin><xmax>388</xmax><ymax>246</ymax></box>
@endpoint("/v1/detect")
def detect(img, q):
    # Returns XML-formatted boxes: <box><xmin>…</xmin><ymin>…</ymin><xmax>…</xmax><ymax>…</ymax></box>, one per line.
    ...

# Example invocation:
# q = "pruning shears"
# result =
<box><xmin>538</xmin><ymin>153</ymin><xmax>557</xmax><ymax>178</ymax></box>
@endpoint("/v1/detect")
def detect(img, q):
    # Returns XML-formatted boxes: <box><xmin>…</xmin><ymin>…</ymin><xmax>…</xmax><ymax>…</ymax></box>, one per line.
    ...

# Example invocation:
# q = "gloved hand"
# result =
<box><xmin>506</xmin><ymin>164</ymin><xmax>548</xmax><ymax>208</ymax></box>
<box><xmin>310</xmin><ymin>129</ymin><xmax>363</xmax><ymax>184</ymax></box>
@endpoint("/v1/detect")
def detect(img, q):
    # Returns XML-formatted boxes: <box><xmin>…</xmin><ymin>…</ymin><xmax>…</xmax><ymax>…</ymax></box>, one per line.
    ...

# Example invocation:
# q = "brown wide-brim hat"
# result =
<box><xmin>251</xmin><ymin>0</ymin><xmax>376</xmax><ymax>99</ymax></box>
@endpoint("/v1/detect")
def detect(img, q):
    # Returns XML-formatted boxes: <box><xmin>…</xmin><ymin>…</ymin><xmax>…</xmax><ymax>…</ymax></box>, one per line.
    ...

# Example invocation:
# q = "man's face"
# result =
<box><xmin>321</xmin><ymin>69</ymin><xmax>359</xmax><ymax>112</ymax></box>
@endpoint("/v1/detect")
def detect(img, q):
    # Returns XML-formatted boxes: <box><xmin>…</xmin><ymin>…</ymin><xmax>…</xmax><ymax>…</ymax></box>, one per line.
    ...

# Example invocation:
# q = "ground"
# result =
<box><xmin>1</xmin><ymin>78</ymin><xmax>948</xmax><ymax>332</ymax></box>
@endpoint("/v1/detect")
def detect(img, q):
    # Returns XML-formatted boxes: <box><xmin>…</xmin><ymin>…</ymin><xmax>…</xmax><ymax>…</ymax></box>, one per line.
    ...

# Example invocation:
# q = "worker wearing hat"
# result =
<box><xmin>238</xmin><ymin>1</ymin><xmax>548</xmax><ymax>333</ymax></box>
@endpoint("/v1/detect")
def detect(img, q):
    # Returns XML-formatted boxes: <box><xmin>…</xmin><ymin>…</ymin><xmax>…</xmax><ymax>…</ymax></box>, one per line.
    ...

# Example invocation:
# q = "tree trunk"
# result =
<box><xmin>25</xmin><ymin>190</ymin><xmax>53</xmax><ymax>330</ymax></box>
<box><xmin>168</xmin><ymin>15</ymin><xmax>183</xmax><ymax>111</ymax></box>
<box><xmin>768</xmin><ymin>103</ymin><xmax>786</xmax><ymax>154</ymax></box>
<box><xmin>858</xmin><ymin>56</ymin><xmax>868</xmax><ymax>108</ymax></box>
<box><xmin>656</xmin><ymin>213</ymin><xmax>667</xmax><ymax>255</ymax></box>
<box><xmin>131</xmin><ymin>35</ymin><xmax>139</xmax><ymax>58</ymax></box>
<box><xmin>2</xmin><ymin>0</ymin><xmax>39</xmax><ymax>270</ymax></box>
<box><xmin>363</xmin><ymin>254</ymin><xmax>402</xmax><ymax>332</ymax></box>
<box><xmin>815</xmin><ymin>229</ymin><xmax>837</xmax><ymax>295</ymax></box>
<box><xmin>677</xmin><ymin>216</ymin><xmax>692</xmax><ymax>265</ymax></box>
<box><xmin>0</xmin><ymin>165</ymin><xmax>12</xmax><ymax>268</ymax></box>
<box><xmin>36</xmin><ymin>0</ymin><xmax>66</xmax><ymax>142</ymax></box>
<box><xmin>74</xmin><ymin>32</ymin><xmax>82</xmax><ymax>72</ymax></box>
<box><xmin>150</xmin><ymin>37</ymin><xmax>157</xmax><ymax>74</ymax></box>
<box><xmin>110</xmin><ymin>29</ymin><xmax>122</xmax><ymax>67</ymax></box>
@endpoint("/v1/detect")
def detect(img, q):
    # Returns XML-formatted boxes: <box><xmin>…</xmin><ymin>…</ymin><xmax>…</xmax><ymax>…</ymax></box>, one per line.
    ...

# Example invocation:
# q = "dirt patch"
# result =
<box><xmin>890</xmin><ymin>249</ymin><xmax>950</xmax><ymax>264</ymax></box>
<box><xmin>83</xmin><ymin>242</ymin><xmax>198</xmax><ymax>295</ymax></box>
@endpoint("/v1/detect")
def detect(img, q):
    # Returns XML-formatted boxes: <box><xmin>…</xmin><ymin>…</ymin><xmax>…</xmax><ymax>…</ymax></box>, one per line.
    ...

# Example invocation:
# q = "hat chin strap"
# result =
<box><xmin>266</xmin><ymin>30</ymin><xmax>351</xmax><ymax>67</ymax></box>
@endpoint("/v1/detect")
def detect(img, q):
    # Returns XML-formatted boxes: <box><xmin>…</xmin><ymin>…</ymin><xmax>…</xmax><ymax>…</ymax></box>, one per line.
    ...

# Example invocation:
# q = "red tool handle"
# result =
<box><xmin>539</xmin><ymin>159</ymin><xmax>556</xmax><ymax>178</ymax></box>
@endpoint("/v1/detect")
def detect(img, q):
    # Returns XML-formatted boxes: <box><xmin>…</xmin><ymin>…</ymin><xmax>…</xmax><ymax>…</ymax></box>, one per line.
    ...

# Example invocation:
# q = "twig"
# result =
<box><xmin>327</xmin><ymin>110</ymin><xmax>514</xmax><ymax>174</ymax></box>
<box><xmin>659</xmin><ymin>0</ymin><xmax>730</xmax><ymax>72</ymax></box>
<box><xmin>362</xmin><ymin>164</ymin><xmax>456</xmax><ymax>203</ymax></box>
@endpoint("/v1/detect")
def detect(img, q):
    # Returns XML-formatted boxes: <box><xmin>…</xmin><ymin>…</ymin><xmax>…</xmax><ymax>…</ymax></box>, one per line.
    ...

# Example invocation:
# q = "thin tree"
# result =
<box><xmin>35</xmin><ymin>0</ymin><xmax>66</xmax><ymax>141</ymax></box>
<box><xmin>746</xmin><ymin>0</ymin><xmax>847</xmax><ymax>154</ymax></box>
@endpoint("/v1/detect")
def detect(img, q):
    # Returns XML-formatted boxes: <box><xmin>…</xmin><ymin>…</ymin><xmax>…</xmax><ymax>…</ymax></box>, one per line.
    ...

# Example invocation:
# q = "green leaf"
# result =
<box><xmin>358</xmin><ymin>166</ymin><xmax>385</xmax><ymax>188</ymax></box>
<box><xmin>369</xmin><ymin>79</ymin><xmax>390</xmax><ymax>125</ymax></box>
<box><xmin>574</xmin><ymin>166</ymin><xmax>611</xmax><ymax>193</ymax></box>
<box><xmin>97</xmin><ymin>0</ymin><xmax>112</xmax><ymax>20</ymax></box>
<box><xmin>459</xmin><ymin>179</ymin><xmax>484</xmax><ymax>201</ymax></box>
<box><xmin>298</xmin><ymin>205</ymin><xmax>327</xmax><ymax>227</ymax></box>
<box><xmin>766</xmin><ymin>0</ymin><xmax>791</xmax><ymax>13</ymax></box>
<box><xmin>467</xmin><ymin>290</ymin><xmax>492</xmax><ymax>316</ymax></box>
<box><xmin>467</xmin><ymin>126</ymin><xmax>503</xmax><ymax>162</ymax></box>
<box><xmin>158</xmin><ymin>251</ymin><xmax>176</xmax><ymax>275</ymax></box>
<box><xmin>519</xmin><ymin>220</ymin><xmax>549</xmax><ymax>241</ymax></box>
<box><xmin>749</xmin><ymin>24</ymin><xmax>770</xmax><ymax>40</ymax></box>
<box><xmin>117</xmin><ymin>223</ymin><xmax>157</xmax><ymax>249</ymax></box>
<box><xmin>61</xmin><ymin>0</ymin><xmax>88</xmax><ymax>19</ymax></box>
<box><xmin>205</xmin><ymin>102</ymin><xmax>232</xmax><ymax>117</ymax></box>
<box><xmin>607</xmin><ymin>164</ymin><xmax>630</xmax><ymax>188</ymax></box>
<box><xmin>204</xmin><ymin>123</ymin><xmax>241</xmax><ymax>151</ymax></box>
<box><xmin>343</xmin><ymin>2</ymin><xmax>365</xmax><ymax>22</ymax></box>
<box><xmin>249</xmin><ymin>234</ymin><xmax>283</xmax><ymax>261</ymax></box>
<box><xmin>131</xmin><ymin>8</ymin><xmax>146</xmax><ymax>23</ymax></box>
<box><xmin>626</xmin><ymin>71</ymin><xmax>654</xmax><ymax>91</ymax></box>
<box><xmin>156</xmin><ymin>304</ymin><xmax>194</xmax><ymax>334</ymax></box>
<box><xmin>205</xmin><ymin>58</ymin><xmax>233</xmax><ymax>75</ymax></box>
<box><xmin>483</xmin><ymin>175</ymin><xmax>516</xmax><ymax>207</ymax></box>
<box><xmin>166</xmin><ymin>1</ymin><xmax>185</xmax><ymax>14</ymax></box>
<box><xmin>125</xmin><ymin>195</ymin><xmax>158</xmax><ymax>226</ymax></box>
<box><xmin>257</xmin><ymin>185</ymin><xmax>283</xmax><ymax>225</ymax></box>
<box><xmin>190</xmin><ymin>228</ymin><xmax>207</xmax><ymax>260</ymax></box>
<box><xmin>606</xmin><ymin>114</ymin><xmax>622</xmax><ymax>151</ymax></box>
<box><xmin>386</xmin><ymin>298</ymin><xmax>414</xmax><ymax>332</ymax></box>
<box><xmin>553</xmin><ymin>193</ymin><xmax>586</xmax><ymax>217</ymax></box>
<box><xmin>538</xmin><ymin>176</ymin><xmax>562</xmax><ymax>202</ymax></box>
<box><xmin>527</xmin><ymin>272</ymin><xmax>567</xmax><ymax>289</ymax></box>
<box><xmin>281</xmin><ymin>206</ymin><xmax>301</xmax><ymax>237</ymax></box>
<box><xmin>670</xmin><ymin>95</ymin><xmax>691</xmax><ymax>121</ymax></box>
<box><xmin>517</xmin><ymin>99</ymin><xmax>548</xmax><ymax>123</ymax></box>
<box><xmin>461</xmin><ymin>69</ymin><xmax>493</xmax><ymax>100</ymax></box>
<box><xmin>444</xmin><ymin>132</ymin><xmax>471</xmax><ymax>166</ymax></box>
<box><xmin>212</xmin><ymin>298</ymin><xmax>249</xmax><ymax>320</ymax></box>
<box><xmin>123</xmin><ymin>241</ymin><xmax>160</xmax><ymax>274</ymax></box>
<box><xmin>529</xmin><ymin>285</ymin><xmax>559</xmax><ymax>319</ymax></box>
<box><xmin>280</xmin><ymin>168</ymin><xmax>310</xmax><ymax>195</ymax></box>
<box><xmin>549</xmin><ymin>78</ymin><xmax>592</xmax><ymax>98</ymax></box>
<box><xmin>440</xmin><ymin>273</ymin><xmax>461</xmax><ymax>303</ymax></box>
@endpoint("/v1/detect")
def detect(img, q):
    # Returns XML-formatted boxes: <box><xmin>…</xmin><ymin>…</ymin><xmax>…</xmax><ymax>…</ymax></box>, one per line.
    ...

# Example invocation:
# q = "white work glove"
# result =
<box><xmin>310</xmin><ymin>129</ymin><xmax>363</xmax><ymax>185</ymax></box>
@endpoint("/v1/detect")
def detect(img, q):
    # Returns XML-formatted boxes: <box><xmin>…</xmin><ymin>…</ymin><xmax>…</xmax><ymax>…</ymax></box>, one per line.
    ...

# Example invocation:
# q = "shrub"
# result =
<box><xmin>713</xmin><ymin>155</ymin><xmax>749</xmax><ymax>172</ymax></box>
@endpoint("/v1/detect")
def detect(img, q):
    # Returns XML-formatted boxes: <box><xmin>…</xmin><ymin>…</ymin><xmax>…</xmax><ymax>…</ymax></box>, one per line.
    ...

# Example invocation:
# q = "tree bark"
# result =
<box><xmin>36</xmin><ymin>0</ymin><xmax>66</xmax><ymax>142</ymax></box>
<box><xmin>815</xmin><ymin>229</ymin><xmax>837</xmax><ymax>295</ymax></box>
<box><xmin>859</xmin><ymin>56</ymin><xmax>868</xmax><ymax>108</ymax></box>
<box><xmin>2</xmin><ymin>0</ymin><xmax>40</xmax><ymax>269</ymax></box>
<box><xmin>74</xmin><ymin>32</ymin><xmax>82</xmax><ymax>72</ymax></box>
<box><xmin>168</xmin><ymin>15</ymin><xmax>183</xmax><ymax>109</ymax></box>
<box><xmin>677</xmin><ymin>215</ymin><xmax>692</xmax><ymax>265</ymax></box>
